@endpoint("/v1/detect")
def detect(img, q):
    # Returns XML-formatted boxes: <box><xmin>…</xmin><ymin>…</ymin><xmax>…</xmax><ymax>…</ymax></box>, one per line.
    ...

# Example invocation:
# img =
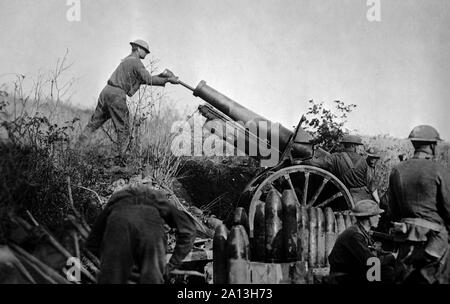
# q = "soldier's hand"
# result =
<box><xmin>392</xmin><ymin>222</ymin><xmax>407</xmax><ymax>233</ymax></box>
<box><xmin>166</xmin><ymin>77</ymin><xmax>179</xmax><ymax>85</ymax></box>
<box><xmin>160</xmin><ymin>69</ymin><xmax>176</xmax><ymax>78</ymax></box>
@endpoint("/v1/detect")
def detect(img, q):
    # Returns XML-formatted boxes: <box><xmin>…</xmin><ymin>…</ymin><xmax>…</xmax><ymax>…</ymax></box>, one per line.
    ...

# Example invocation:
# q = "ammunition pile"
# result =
<box><xmin>213</xmin><ymin>189</ymin><xmax>356</xmax><ymax>284</ymax></box>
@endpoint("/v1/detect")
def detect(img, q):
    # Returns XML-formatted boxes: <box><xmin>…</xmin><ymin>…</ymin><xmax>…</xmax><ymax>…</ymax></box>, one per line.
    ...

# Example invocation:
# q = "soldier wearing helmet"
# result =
<box><xmin>305</xmin><ymin>134</ymin><xmax>379</xmax><ymax>203</ymax></box>
<box><xmin>327</xmin><ymin>200</ymin><xmax>398</xmax><ymax>284</ymax></box>
<box><xmin>78</xmin><ymin>39</ymin><xmax>179</xmax><ymax>163</ymax></box>
<box><xmin>388</xmin><ymin>125</ymin><xmax>450</xmax><ymax>284</ymax></box>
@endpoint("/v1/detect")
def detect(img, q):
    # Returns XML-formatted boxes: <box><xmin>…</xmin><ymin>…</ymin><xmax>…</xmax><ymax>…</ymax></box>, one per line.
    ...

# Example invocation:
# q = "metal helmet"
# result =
<box><xmin>408</xmin><ymin>125</ymin><xmax>441</xmax><ymax>142</ymax></box>
<box><xmin>340</xmin><ymin>134</ymin><xmax>363</xmax><ymax>145</ymax></box>
<box><xmin>130</xmin><ymin>39</ymin><xmax>150</xmax><ymax>54</ymax></box>
<box><xmin>351</xmin><ymin>200</ymin><xmax>384</xmax><ymax>217</ymax></box>
<box><xmin>366</xmin><ymin>147</ymin><xmax>381</xmax><ymax>158</ymax></box>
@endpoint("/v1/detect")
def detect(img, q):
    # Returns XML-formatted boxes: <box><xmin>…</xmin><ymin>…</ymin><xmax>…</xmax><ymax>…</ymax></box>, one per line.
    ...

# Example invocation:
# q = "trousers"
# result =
<box><xmin>97</xmin><ymin>204</ymin><xmax>167</xmax><ymax>284</ymax></box>
<box><xmin>81</xmin><ymin>85</ymin><xmax>130</xmax><ymax>155</ymax></box>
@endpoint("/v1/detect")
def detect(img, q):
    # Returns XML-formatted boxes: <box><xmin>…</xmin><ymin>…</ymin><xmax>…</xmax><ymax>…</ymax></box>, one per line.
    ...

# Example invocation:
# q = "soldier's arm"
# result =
<box><xmin>85</xmin><ymin>205</ymin><xmax>112</xmax><ymax>256</ymax></box>
<box><xmin>438</xmin><ymin>168</ymin><xmax>450</xmax><ymax>233</ymax></box>
<box><xmin>346</xmin><ymin>232</ymin><xmax>396</xmax><ymax>282</ymax></box>
<box><xmin>346</xmin><ymin>232</ymin><xmax>377</xmax><ymax>268</ymax></box>
<box><xmin>151</xmin><ymin>191</ymin><xmax>196</xmax><ymax>268</ymax></box>
<box><xmin>303</xmin><ymin>154</ymin><xmax>333</xmax><ymax>171</ymax></box>
<box><xmin>387</xmin><ymin>169</ymin><xmax>401</xmax><ymax>222</ymax></box>
<box><xmin>135</xmin><ymin>61</ymin><xmax>168</xmax><ymax>87</ymax></box>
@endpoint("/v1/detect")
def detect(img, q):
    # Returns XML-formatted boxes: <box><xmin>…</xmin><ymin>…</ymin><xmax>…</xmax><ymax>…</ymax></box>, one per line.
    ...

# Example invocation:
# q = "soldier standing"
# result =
<box><xmin>388</xmin><ymin>125</ymin><xmax>450</xmax><ymax>284</ymax></box>
<box><xmin>78</xmin><ymin>39</ymin><xmax>179</xmax><ymax>162</ymax></box>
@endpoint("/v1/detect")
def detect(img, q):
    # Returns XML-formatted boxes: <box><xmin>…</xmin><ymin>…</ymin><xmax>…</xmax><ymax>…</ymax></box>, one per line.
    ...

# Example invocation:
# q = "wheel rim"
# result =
<box><xmin>248</xmin><ymin>165</ymin><xmax>354</xmax><ymax>237</ymax></box>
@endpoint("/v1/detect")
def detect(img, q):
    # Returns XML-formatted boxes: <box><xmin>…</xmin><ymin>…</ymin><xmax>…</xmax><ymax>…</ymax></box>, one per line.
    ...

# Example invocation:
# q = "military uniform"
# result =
<box><xmin>86</xmin><ymin>186</ymin><xmax>196</xmax><ymax>284</ymax></box>
<box><xmin>307</xmin><ymin>150</ymin><xmax>376</xmax><ymax>202</ymax></box>
<box><xmin>388</xmin><ymin>152</ymin><xmax>450</xmax><ymax>283</ymax></box>
<box><xmin>328</xmin><ymin>223</ymin><xmax>396</xmax><ymax>283</ymax></box>
<box><xmin>80</xmin><ymin>55</ymin><xmax>168</xmax><ymax>155</ymax></box>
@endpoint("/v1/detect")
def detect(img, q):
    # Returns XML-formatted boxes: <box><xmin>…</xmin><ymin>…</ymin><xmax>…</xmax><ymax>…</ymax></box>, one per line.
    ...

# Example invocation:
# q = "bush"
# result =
<box><xmin>302</xmin><ymin>100</ymin><xmax>357</xmax><ymax>152</ymax></box>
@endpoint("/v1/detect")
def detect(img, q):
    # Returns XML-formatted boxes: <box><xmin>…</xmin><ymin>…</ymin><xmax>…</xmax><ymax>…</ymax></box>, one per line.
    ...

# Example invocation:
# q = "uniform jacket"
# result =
<box><xmin>306</xmin><ymin>150</ymin><xmax>375</xmax><ymax>191</ymax></box>
<box><xmin>86</xmin><ymin>185</ymin><xmax>196</xmax><ymax>268</ymax></box>
<box><xmin>388</xmin><ymin>152</ymin><xmax>450</xmax><ymax>238</ymax></box>
<box><xmin>107</xmin><ymin>55</ymin><xmax>168</xmax><ymax>97</ymax></box>
<box><xmin>328</xmin><ymin>223</ymin><xmax>396</xmax><ymax>283</ymax></box>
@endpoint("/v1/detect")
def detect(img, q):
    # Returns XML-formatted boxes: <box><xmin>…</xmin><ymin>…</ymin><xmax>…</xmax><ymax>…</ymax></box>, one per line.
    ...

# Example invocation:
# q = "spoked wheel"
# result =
<box><xmin>247</xmin><ymin>165</ymin><xmax>354</xmax><ymax>237</ymax></box>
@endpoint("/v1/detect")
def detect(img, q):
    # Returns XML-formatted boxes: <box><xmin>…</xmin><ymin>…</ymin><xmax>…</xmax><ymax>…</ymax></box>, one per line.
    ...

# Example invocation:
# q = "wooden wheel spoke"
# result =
<box><xmin>302</xmin><ymin>172</ymin><xmax>309</xmax><ymax>206</ymax></box>
<box><xmin>307</xmin><ymin>178</ymin><xmax>329</xmax><ymax>208</ymax></box>
<box><xmin>283</xmin><ymin>173</ymin><xmax>300</xmax><ymax>205</ymax></box>
<box><xmin>316</xmin><ymin>192</ymin><xmax>343</xmax><ymax>208</ymax></box>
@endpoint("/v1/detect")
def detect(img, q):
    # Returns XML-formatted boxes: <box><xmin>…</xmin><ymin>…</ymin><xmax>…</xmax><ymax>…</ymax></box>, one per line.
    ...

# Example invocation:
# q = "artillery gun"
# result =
<box><xmin>179</xmin><ymin>80</ymin><xmax>355</xmax><ymax>238</ymax></box>
<box><xmin>175</xmin><ymin>80</ymin><xmax>360</xmax><ymax>283</ymax></box>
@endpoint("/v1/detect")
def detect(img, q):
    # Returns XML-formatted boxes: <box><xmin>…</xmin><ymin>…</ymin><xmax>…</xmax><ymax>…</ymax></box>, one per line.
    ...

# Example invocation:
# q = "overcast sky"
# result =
<box><xmin>0</xmin><ymin>0</ymin><xmax>449</xmax><ymax>139</ymax></box>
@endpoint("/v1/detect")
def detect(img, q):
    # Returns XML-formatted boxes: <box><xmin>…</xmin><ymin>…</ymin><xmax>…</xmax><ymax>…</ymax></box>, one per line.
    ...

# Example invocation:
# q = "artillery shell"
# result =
<box><xmin>227</xmin><ymin>225</ymin><xmax>251</xmax><ymax>284</ymax></box>
<box><xmin>213</xmin><ymin>224</ymin><xmax>229</xmax><ymax>284</ymax></box>
<box><xmin>252</xmin><ymin>201</ymin><xmax>266</xmax><ymax>262</ymax></box>
<box><xmin>308</xmin><ymin>207</ymin><xmax>317</xmax><ymax>267</ymax></box>
<box><xmin>233</xmin><ymin>207</ymin><xmax>249</xmax><ymax>236</ymax></box>
<box><xmin>227</xmin><ymin>224</ymin><xmax>251</xmax><ymax>260</ymax></box>
<box><xmin>324</xmin><ymin>208</ymin><xmax>336</xmax><ymax>266</ymax></box>
<box><xmin>265</xmin><ymin>189</ymin><xmax>283</xmax><ymax>262</ymax></box>
<box><xmin>297</xmin><ymin>205</ymin><xmax>309</xmax><ymax>262</ymax></box>
<box><xmin>316</xmin><ymin>208</ymin><xmax>326</xmax><ymax>266</ymax></box>
<box><xmin>336</xmin><ymin>213</ymin><xmax>346</xmax><ymax>235</ymax></box>
<box><xmin>238</xmin><ymin>225</ymin><xmax>251</xmax><ymax>260</ymax></box>
<box><xmin>282</xmin><ymin>190</ymin><xmax>298</xmax><ymax>262</ymax></box>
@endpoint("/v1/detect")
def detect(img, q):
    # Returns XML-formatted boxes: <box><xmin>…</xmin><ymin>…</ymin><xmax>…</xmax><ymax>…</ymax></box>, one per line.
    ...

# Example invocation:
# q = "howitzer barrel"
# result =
<box><xmin>193</xmin><ymin>81</ymin><xmax>293</xmax><ymax>152</ymax></box>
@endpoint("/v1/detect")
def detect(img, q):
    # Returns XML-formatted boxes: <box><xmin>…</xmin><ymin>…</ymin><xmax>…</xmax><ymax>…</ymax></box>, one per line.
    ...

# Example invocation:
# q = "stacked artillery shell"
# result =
<box><xmin>316</xmin><ymin>208</ymin><xmax>326</xmax><ymax>266</ymax></box>
<box><xmin>282</xmin><ymin>190</ymin><xmax>298</xmax><ymax>262</ymax></box>
<box><xmin>336</xmin><ymin>213</ymin><xmax>346</xmax><ymax>235</ymax></box>
<box><xmin>227</xmin><ymin>225</ymin><xmax>251</xmax><ymax>284</ymax></box>
<box><xmin>324</xmin><ymin>208</ymin><xmax>336</xmax><ymax>266</ymax></box>
<box><xmin>227</xmin><ymin>225</ymin><xmax>250</xmax><ymax>260</ymax></box>
<box><xmin>252</xmin><ymin>200</ymin><xmax>266</xmax><ymax>262</ymax></box>
<box><xmin>297</xmin><ymin>205</ymin><xmax>309</xmax><ymax>262</ymax></box>
<box><xmin>308</xmin><ymin>207</ymin><xmax>317</xmax><ymax>267</ymax></box>
<box><xmin>233</xmin><ymin>207</ymin><xmax>249</xmax><ymax>236</ymax></box>
<box><xmin>265</xmin><ymin>190</ymin><xmax>283</xmax><ymax>262</ymax></box>
<box><xmin>213</xmin><ymin>224</ymin><xmax>229</xmax><ymax>284</ymax></box>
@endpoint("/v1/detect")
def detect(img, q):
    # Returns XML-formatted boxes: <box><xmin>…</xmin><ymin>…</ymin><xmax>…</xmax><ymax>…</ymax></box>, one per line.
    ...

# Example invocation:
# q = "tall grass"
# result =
<box><xmin>0</xmin><ymin>53</ymin><xmax>185</xmax><ymax>238</ymax></box>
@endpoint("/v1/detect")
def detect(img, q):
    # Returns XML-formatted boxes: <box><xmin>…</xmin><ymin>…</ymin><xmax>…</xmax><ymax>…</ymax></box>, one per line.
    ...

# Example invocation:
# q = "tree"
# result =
<box><xmin>302</xmin><ymin>100</ymin><xmax>357</xmax><ymax>152</ymax></box>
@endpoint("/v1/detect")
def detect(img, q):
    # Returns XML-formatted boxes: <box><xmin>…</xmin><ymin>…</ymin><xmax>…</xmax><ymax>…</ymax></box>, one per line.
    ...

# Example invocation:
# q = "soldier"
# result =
<box><xmin>365</xmin><ymin>147</ymin><xmax>382</xmax><ymax>203</ymax></box>
<box><xmin>85</xmin><ymin>184</ymin><xmax>196</xmax><ymax>284</ymax></box>
<box><xmin>78</xmin><ymin>39</ymin><xmax>179</xmax><ymax>162</ymax></box>
<box><xmin>328</xmin><ymin>200</ymin><xmax>398</xmax><ymax>283</ymax></box>
<box><xmin>306</xmin><ymin>134</ymin><xmax>378</xmax><ymax>202</ymax></box>
<box><xmin>388</xmin><ymin>125</ymin><xmax>450</xmax><ymax>284</ymax></box>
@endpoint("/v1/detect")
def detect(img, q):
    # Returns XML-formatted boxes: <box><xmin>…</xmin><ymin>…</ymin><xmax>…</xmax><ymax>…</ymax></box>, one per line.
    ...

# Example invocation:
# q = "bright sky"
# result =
<box><xmin>1</xmin><ymin>0</ymin><xmax>449</xmax><ymax>139</ymax></box>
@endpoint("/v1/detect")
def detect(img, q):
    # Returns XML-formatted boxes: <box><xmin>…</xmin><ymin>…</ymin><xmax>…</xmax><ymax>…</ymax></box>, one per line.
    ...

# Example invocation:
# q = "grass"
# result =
<box><xmin>0</xmin><ymin>57</ymin><xmax>186</xmax><ymax>244</ymax></box>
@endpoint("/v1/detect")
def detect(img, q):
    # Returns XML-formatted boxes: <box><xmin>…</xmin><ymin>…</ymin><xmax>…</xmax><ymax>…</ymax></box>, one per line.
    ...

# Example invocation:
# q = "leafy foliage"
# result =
<box><xmin>302</xmin><ymin>100</ymin><xmax>357</xmax><ymax>152</ymax></box>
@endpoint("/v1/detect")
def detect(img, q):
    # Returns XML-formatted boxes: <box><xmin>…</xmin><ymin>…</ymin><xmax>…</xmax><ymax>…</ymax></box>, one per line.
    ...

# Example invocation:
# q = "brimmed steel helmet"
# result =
<box><xmin>366</xmin><ymin>147</ymin><xmax>381</xmax><ymax>158</ymax></box>
<box><xmin>351</xmin><ymin>200</ymin><xmax>384</xmax><ymax>217</ymax></box>
<box><xmin>130</xmin><ymin>39</ymin><xmax>150</xmax><ymax>54</ymax></box>
<box><xmin>340</xmin><ymin>134</ymin><xmax>363</xmax><ymax>145</ymax></box>
<box><xmin>408</xmin><ymin>125</ymin><xmax>441</xmax><ymax>143</ymax></box>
